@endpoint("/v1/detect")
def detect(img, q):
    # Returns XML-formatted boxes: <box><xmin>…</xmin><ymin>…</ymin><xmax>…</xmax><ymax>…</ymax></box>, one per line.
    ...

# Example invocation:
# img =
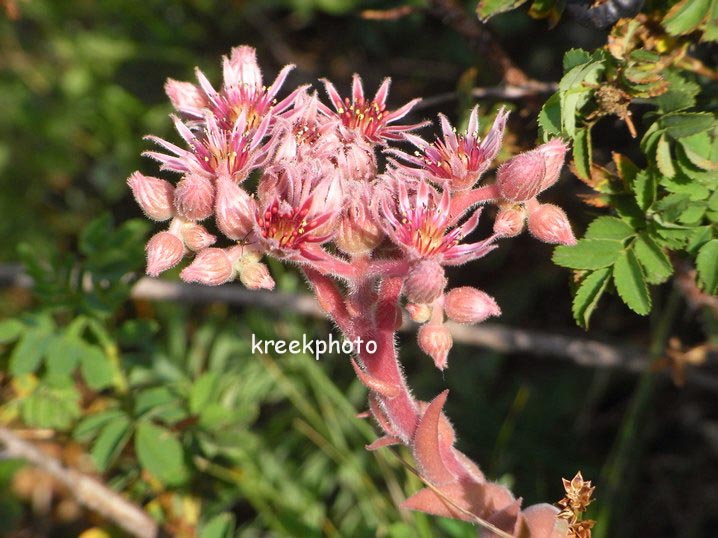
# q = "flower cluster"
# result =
<box><xmin>128</xmin><ymin>45</ymin><xmax>575</xmax><ymax>537</ymax></box>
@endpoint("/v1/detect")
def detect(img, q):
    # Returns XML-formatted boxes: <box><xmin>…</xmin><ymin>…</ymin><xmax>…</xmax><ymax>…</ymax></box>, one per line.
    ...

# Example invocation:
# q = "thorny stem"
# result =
<box><xmin>594</xmin><ymin>287</ymin><xmax>683</xmax><ymax>538</ymax></box>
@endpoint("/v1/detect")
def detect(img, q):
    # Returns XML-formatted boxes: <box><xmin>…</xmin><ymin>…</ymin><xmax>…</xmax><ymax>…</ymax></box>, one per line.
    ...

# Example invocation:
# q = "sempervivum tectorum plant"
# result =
<box><xmin>128</xmin><ymin>44</ymin><xmax>575</xmax><ymax>538</ymax></box>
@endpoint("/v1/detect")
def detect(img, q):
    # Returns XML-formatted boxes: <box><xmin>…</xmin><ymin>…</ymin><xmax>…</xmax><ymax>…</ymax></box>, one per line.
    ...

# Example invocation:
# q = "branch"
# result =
<box><xmin>415</xmin><ymin>83</ymin><xmax>558</xmax><ymax>111</ymax></box>
<box><xmin>0</xmin><ymin>427</ymin><xmax>158</xmax><ymax>538</ymax></box>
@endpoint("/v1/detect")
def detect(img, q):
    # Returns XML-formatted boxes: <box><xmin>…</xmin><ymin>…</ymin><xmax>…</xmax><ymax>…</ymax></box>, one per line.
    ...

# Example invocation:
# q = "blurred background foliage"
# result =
<box><xmin>0</xmin><ymin>0</ymin><xmax>717</xmax><ymax>537</ymax></box>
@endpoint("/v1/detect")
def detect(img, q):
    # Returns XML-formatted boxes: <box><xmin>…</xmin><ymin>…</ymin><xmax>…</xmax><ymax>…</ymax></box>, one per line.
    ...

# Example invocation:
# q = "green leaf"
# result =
<box><xmin>91</xmin><ymin>415</ymin><xmax>132</xmax><ymax>472</ymax></box>
<box><xmin>585</xmin><ymin>217</ymin><xmax>635</xmax><ymax>241</ymax></box>
<box><xmin>661</xmin><ymin>112</ymin><xmax>714</xmax><ymax>139</ymax></box>
<box><xmin>0</xmin><ymin>319</ymin><xmax>24</xmax><ymax>344</ymax></box>
<box><xmin>634</xmin><ymin>234</ymin><xmax>674</xmax><ymax>284</ymax></box>
<box><xmin>135</xmin><ymin>421</ymin><xmax>190</xmax><ymax>487</ymax></box>
<box><xmin>21</xmin><ymin>383</ymin><xmax>81</xmax><ymax>431</ymax></box>
<box><xmin>696</xmin><ymin>239</ymin><xmax>718</xmax><ymax>294</ymax></box>
<box><xmin>663</xmin><ymin>0</ymin><xmax>711</xmax><ymax>36</ymax></box>
<box><xmin>475</xmin><ymin>0</ymin><xmax>527</xmax><ymax>20</ymax></box>
<box><xmin>553</xmin><ymin>239</ymin><xmax>624</xmax><ymax>269</ymax></box>
<box><xmin>680</xmin><ymin>131</ymin><xmax>718</xmax><ymax>171</ymax></box>
<box><xmin>613</xmin><ymin>249</ymin><xmax>651</xmax><ymax>315</ymax></box>
<box><xmin>45</xmin><ymin>334</ymin><xmax>83</xmax><ymax>377</ymax></box>
<box><xmin>74</xmin><ymin>409</ymin><xmax>127</xmax><ymax>442</ymax></box>
<box><xmin>573</xmin><ymin>126</ymin><xmax>592</xmax><ymax>180</ymax></box>
<box><xmin>563</xmin><ymin>48</ymin><xmax>591</xmax><ymax>71</ymax></box>
<box><xmin>190</xmin><ymin>372</ymin><xmax>219</xmax><ymax>415</ymax></box>
<box><xmin>633</xmin><ymin>170</ymin><xmax>656</xmax><ymax>211</ymax></box>
<box><xmin>559</xmin><ymin>58</ymin><xmax>605</xmax><ymax>137</ymax></box>
<box><xmin>79</xmin><ymin>344</ymin><xmax>114</xmax><ymax>391</ymax></box>
<box><xmin>651</xmin><ymin>72</ymin><xmax>699</xmax><ymax>113</ymax></box>
<box><xmin>572</xmin><ymin>267</ymin><xmax>611</xmax><ymax>329</ymax></box>
<box><xmin>656</xmin><ymin>134</ymin><xmax>676</xmax><ymax>178</ymax></box>
<box><xmin>200</xmin><ymin>513</ymin><xmax>236</xmax><ymax>538</ymax></box>
<box><xmin>9</xmin><ymin>328</ymin><xmax>52</xmax><ymax>376</ymax></box>
<box><xmin>538</xmin><ymin>93</ymin><xmax>561</xmax><ymax>138</ymax></box>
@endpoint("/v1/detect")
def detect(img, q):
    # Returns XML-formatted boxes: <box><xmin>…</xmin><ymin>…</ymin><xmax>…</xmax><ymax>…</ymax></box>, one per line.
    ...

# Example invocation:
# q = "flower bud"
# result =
<box><xmin>174</xmin><ymin>174</ymin><xmax>215</xmax><ymax>221</ymax></box>
<box><xmin>180</xmin><ymin>248</ymin><xmax>235</xmax><ymax>286</ymax></box>
<box><xmin>181</xmin><ymin>222</ymin><xmax>216</xmax><ymax>251</ymax></box>
<box><xmin>146</xmin><ymin>231</ymin><xmax>184</xmax><ymax>277</ymax></box>
<box><xmin>404</xmin><ymin>261</ymin><xmax>447</xmax><ymax>304</ymax></box>
<box><xmin>444</xmin><ymin>287</ymin><xmax>501</xmax><ymax>324</ymax></box>
<box><xmin>417</xmin><ymin>323</ymin><xmax>453</xmax><ymax>370</ymax></box>
<box><xmin>527</xmin><ymin>203</ymin><xmax>576</xmax><ymax>245</ymax></box>
<box><xmin>496</xmin><ymin>151</ymin><xmax>546</xmax><ymax>202</ymax></box>
<box><xmin>215</xmin><ymin>177</ymin><xmax>256</xmax><ymax>240</ymax></box>
<box><xmin>406</xmin><ymin>303</ymin><xmax>432</xmax><ymax>324</ymax></box>
<box><xmin>335</xmin><ymin>209</ymin><xmax>383</xmax><ymax>256</ymax></box>
<box><xmin>535</xmin><ymin>138</ymin><xmax>569</xmax><ymax>191</ymax></box>
<box><xmin>238</xmin><ymin>261</ymin><xmax>275</xmax><ymax>290</ymax></box>
<box><xmin>127</xmin><ymin>172</ymin><xmax>175</xmax><ymax>221</ymax></box>
<box><xmin>493</xmin><ymin>205</ymin><xmax>526</xmax><ymax>238</ymax></box>
<box><xmin>164</xmin><ymin>79</ymin><xmax>207</xmax><ymax>111</ymax></box>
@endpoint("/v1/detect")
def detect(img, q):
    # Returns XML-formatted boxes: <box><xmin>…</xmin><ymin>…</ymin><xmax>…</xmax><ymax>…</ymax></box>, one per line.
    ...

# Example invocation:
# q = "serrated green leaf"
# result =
<box><xmin>633</xmin><ymin>170</ymin><xmax>657</xmax><ymax>211</ymax></box>
<box><xmin>572</xmin><ymin>267</ymin><xmax>611</xmax><ymax>329</ymax></box>
<box><xmin>538</xmin><ymin>93</ymin><xmax>561</xmax><ymax>138</ymax></box>
<box><xmin>696</xmin><ymin>239</ymin><xmax>718</xmax><ymax>294</ymax></box>
<box><xmin>661</xmin><ymin>112</ymin><xmax>714</xmax><ymax>139</ymax></box>
<box><xmin>651</xmin><ymin>72</ymin><xmax>699</xmax><ymax>113</ymax></box>
<box><xmin>656</xmin><ymin>134</ymin><xmax>676</xmax><ymax>178</ymax></box>
<box><xmin>91</xmin><ymin>416</ymin><xmax>132</xmax><ymax>472</ymax></box>
<box><xmin>613</xmin><ymin>249</ymin><xmax>651</xmax><ymax>315</ymax></box>
<box><xmin>0</xmin><ymin>319</ymin><xmax>24</xmax><ymax>344</ymax></box>
<box><xmin>553</xmin><ymin>239</ymin><xmax>623</xmax><ymax>269</ymax></box>
<box><xmin>21</xmin><ymin>383</ymin><xmax>81</xmax><ymax>431</ymax></box>
<box><xmin>680</xmin><ymin>131</ymin><xmax>718</xmax><ymax>171</ymax></box>
<box><xmin>585</xmin><ymin>217</ymin><xmax>635</xmax><ymax>240</ymax></box>
<box><xmin>559</xmin><ymin>60</ymin><xmax>605</xmax><ymax>137</ymax></box>
<box><xmin>135</xmin><ymin>421</ymin><xmax>189</xmax><ymax>486</ymax></box>
<box><xmin>563</xmin><ymin>49</ymin><xmax>591</xmax><ymax>71</ymax></box>
<box><xmin>663</xmin><ymin>0</ymin><xmax>711</xmax><ymax>36</ymax></box>
<box><xmin>9</xmin><ymin>329</ymin><xmax>52</xmax><ymax>376</ymax></box>
<box><xmin>573</xmin><ymin>127</ymin><xmax>592</xmax><ymax>180</ymax></box>
<box><xmin>634</xmin><ymin>234</ymin><xmax>674</xmax><ymax>284</ymax></box>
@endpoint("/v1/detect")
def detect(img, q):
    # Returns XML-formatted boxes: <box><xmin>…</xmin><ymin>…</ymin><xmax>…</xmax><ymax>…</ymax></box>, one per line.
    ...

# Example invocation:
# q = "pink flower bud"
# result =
<box><xmin>444</xmin><ymin>287</ymin><xmax>501</xmax><ymax>324</ymax></box>
<box><xmin>493</xmin><ymin>205</ymin><xmax>526</xmax><ymax>238</ymax></box>
<box><xmin>180</xmin><ymin>248</ymin><xmax>235</xmax><ymax>286</ymax></box>
<box><xmin>174</xmin><ymin>174</ymin><xmax>215</xmax><ymax>221</ymax></box>
<box><xmin>336</xmin><ymin>208</ymin><xmax>383</xmax><ymax>256</ymax></box>
<box><xmin>127</xmin><ymin>172</ymin><xmax>175</xmax><ymax>221</ymax></box>
<box><xmin>404</xmin><ymin>261</ymin><xmax>447</xmax><ymax>304</ymax></box>
<box><xmin>215</xmin><ymin>177</ymin><xmax>255</xmax><ymax>240</ymax></box>
<box><xmin>164</xmin><ymin>79</ymin><xmax>207</xmax><ymax>112</ymax></box>
<box><xmin>535</xmin><ymin>138</ymin><xmax>569</xmax><ymax>191</ymax></box>
<box><xmin>181</xmin><ymin>222</ymin><xmax>216</xmax><ymax>251</ymax></box>
<box><xmin>146</xmin><ymin>231</ymin><xmax>184</xmax><ymax>277</ymax></box>
<box><xmin>527</xmin><ymin>203</ymin><xmax>576</xmax><ymax>245</ymax></box>
<box><xmin>496</xmin><ymin>151</ymin><xmax>546</xmax><ymax>202</ymax></box>
<box><xmin>238</xmin><ymin>261</ymin><xmax>275</xmax><ymax>290</ymax></box>
<box><xmin>406</xmin><ymin>303</ymin><xmax>432</xmax><ymax>324</ymax></box>
<box><xmin>417</xmin><ymin>323</ymin><xmax>453</xmax><ymax>370</ymax></box>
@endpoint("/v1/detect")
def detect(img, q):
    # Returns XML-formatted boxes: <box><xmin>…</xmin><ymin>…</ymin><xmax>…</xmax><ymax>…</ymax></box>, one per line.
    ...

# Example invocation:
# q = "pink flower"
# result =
<box><xmin>167</xmin><ymin>45</ymin><xmax>299</xmax><ymax>131</ymax></box>
<box><xmin>144</xmin><ymin>111</ymin><xmax>273</xmax><ymax>183</ymax></box>
<box><xmin>379</xmin><ymin>179</ymin><xmax>496</xmax><ymax>265</ymax></box>
<box><xmin>255</xmin><ymin>163</ymin><xmax>342</xmax><ymax>257</ymax></box>
<box><xmin>127</xmin><ymin>172</ymin><xmax>175</xmax><ymax>222</ymax></box>
<box><xmin>390</xmin><ymin>106</ymin><xmax>509</xmax><ymax>190</ymax></box>
<box><xmin>321</xmin><ymin>74</ymin><xmax>425</xmax><ymax>144</ymax></box>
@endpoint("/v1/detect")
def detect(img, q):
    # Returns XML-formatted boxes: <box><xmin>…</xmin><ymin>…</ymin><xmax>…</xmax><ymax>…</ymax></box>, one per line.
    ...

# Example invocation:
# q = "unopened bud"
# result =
<box><xmin>181</xmin><ymin>222</ymin><xmax>216</xmax><ymax>251</ymax></box>
<box><xmin>417</xmin><ymin>323</ymin><xmax>453</xmax><ymax>370</ymax></box>
<box><xmin>215</xmin><ymin>177</ymin><xmax>256</xmax><ymax>240</ymax></box>
<box><xmin>174</xmin><ymin>174</ymin><xmax>215</xmax><ymax>221</ymax></box>
<box><xmin>535</xmin><ymin>138</ymin><xmax>569</xmax><ymax>191</ymax></box>
<box><xmin>127</xmin><ymin>172</ymin><xmax>175</xmax><ymax>221</ymax></box>
<box><xmin>238</xmin><ymin>261</ymin><xmax>275</xmax><ymax>290</ymax></box>
<box><xmin>527</xmin><ymin>203</ymin><xmax>576</xmax><ymax>245</ymax></box>
<box><xmin>336</xmin><ymin>210</ymin><xmax>383</xmax><ymax>255</ymax></box>
<box><xmin>404</xmin><ymin>260</ymin><xmax>447</xmax><ymax>304</ymax></box>
<box><xmin>406</xmin><ymin>303</ymin><xmax>432</xmax><ymax>324</ymax></box>
<box><xmin>180</xmin><ymin>248</ymin><xmax>235</xmax><ymax>286</ymax></box>
<box><xmin>164</xmin><ymin>78</ymin><xmax>207</xmax><ymax>111</ymax></box>
<box><xmin>444</xmin><ymin>287</ymin><xmax>501</xmax><ymax>324</ymax></box>
<box><xmin>493</xmin><ymin>205</ymin><xmax>526</xmax><ymax>238</ymax></box>
<box><xmin>146</xmin><ymin>231</ymin><xmax>184</xmax><ymax>277</ymax></box>
<box><xmin>496</xmin><ymin>151</ymin><xmax>546</xmax><ymax>202</ymax></box>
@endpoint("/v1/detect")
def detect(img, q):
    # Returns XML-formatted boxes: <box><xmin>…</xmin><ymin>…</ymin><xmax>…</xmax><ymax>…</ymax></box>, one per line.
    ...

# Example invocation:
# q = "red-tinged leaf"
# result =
<box><xmin>351</xmin><ymin>359</ymin><xmax>401</xmax><ymax>398</ymax></box>
<box><xmin>365</xmin><ymin>435</ymin><xmax>401</xmax><ymax>451</ymax></box>
<box><xmin>369</xmin><ymin>394</ymin><xmax>398</xmax><ymax>437</ymax></box>
<box><xmin>521</xmin><ymin>503</ymin><xmax>568</xmax><ymax>538</ymax></box>
<box><xmin>484</xmin><ymin>498</ymin><xmax>522</xmax><ymax>537</ymax></box>
<box><xmin>412</xmin><ymin>390</ymin><xmax>454</xmax><ymax>484</ymax></box>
